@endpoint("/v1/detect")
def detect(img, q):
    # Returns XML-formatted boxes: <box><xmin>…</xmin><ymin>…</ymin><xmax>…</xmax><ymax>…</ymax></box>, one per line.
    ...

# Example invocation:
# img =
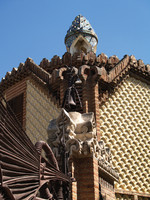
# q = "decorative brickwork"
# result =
<box><xmin>100</xmin><ymin>77</ymin><xmax>150</xmax><ymax>194</ymax></box>
<box><xmin>1</xmin><ymin>14</ymin><xmax>150</xmax><ymax>200</ymax></box>
<box><xmin>1</xmin><ymin>50</ymin><xmax>150</xmax><ymax>200</ymax></box>
<box><xmin>26</xmin><ymin>79</ymin><xmax>60</xmax><ymax>144</ymax></box>
<box><xmin>1</xmin><ymin>53</ymin><xmax>149</xmax><ymax>95</ymax></box>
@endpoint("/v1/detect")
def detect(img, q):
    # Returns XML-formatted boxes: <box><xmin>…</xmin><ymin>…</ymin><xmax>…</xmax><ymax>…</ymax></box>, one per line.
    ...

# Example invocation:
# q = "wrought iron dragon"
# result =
<box><xmin>0</xmin><ymin>96</ymin><xmax>70</xmax><ymax>200</ymax></box>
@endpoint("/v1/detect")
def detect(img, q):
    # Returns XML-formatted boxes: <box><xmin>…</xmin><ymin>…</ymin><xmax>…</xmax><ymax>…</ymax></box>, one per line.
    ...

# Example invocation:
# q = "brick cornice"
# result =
<box><xmin>0</xmin><ymin>52</ymin><xmax>149</xmax><ymax>111</ymax></box>
<box><xmin>1</xmin><ymin>52</ymin><xmax>149</xmax><ymax>91</ymax></box>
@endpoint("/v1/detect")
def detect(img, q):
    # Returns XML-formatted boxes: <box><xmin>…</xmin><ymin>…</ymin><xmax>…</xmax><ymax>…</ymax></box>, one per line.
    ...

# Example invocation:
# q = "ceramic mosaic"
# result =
<box><xmin>65</xmin><ymin>15</ymin><xmax>98</xmax><ymax>49</ymax></box>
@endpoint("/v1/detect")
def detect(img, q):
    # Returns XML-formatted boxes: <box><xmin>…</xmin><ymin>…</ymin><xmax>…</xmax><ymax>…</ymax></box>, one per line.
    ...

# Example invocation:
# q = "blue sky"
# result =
<box><xmin>0</xmin><ymin>0</ymin><xmax>150</xmax><ymax>79</ymax></box>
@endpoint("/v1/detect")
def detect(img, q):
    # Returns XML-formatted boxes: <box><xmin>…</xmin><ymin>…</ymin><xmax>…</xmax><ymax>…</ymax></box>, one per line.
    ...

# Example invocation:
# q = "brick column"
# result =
<box><xmin>93</xmin><ymin>157</ymin><xmax>100</xmax><ymax>200</ymax></box>
<box><xmin>82</xmin><ymin>80</ymin><xmax>89</xmax><ymax>113</ymax></box>
<box><xmin>88</xmin><ymin>80</ymin><xmax>101</xmax><ymax>140</ymax></box>
<box><xmin>73</xmin><ymin>156</ymin><xmax>99</xmax><ymax>200</ymax></box>
<box><xmin>59</xmin><ymin>80</ymin><xmax>67</xmax><ymax>106</ymax></box>
<box><xmin>54</xmin><ymin>67</ymin><xmax>67</xmax><ymax>106</ymax></box>
<box><xmin>134</xmin><ymin>195</ymin><xmax>138</xmax><ymax>200</ymax></box>
<box><xmin>79</xmin><ymin>65</ymin><xmax>90</xmax><ymax>113</ymax></box>
<box><xmin>69</xmin><ymin>160</ymin><xmax>77</xmax><ymax>200</ymax></box>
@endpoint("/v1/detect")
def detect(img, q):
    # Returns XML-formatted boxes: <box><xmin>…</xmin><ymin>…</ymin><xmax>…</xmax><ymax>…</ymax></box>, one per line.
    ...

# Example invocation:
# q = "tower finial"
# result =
<box><xmin>65</xmin><ymin>15</ymin><xmax>98</xmax><ymax>55</ymax></box>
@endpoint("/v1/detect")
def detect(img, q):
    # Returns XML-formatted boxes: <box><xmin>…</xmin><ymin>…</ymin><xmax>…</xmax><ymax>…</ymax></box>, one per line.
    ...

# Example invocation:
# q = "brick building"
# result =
<box><xmin>0</xmin><ymin>15</ymin><xmax>149</xmax><ymax>200</ymax></box>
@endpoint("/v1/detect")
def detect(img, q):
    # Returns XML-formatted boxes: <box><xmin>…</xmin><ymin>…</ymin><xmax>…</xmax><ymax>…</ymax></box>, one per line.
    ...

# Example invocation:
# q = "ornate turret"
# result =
<box><xmin>65</xmin><ymin>15</ymin><xmax>98</xmax><ymax>55</ymax></box>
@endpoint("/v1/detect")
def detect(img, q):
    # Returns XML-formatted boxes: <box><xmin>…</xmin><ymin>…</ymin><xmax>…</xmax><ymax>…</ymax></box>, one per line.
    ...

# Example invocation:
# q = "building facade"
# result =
<box><xmin>0</xmin><ymin>15</ymin><xmax>149</xmax><ymax>200</ymax></box>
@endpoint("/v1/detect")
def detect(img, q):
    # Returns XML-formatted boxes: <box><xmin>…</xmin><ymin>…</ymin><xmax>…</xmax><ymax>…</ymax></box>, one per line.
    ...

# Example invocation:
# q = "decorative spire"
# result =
<box><xmin>65</xmin><ymin>15</ymin><xmax>98</xmax><ymax>55</ymax></box>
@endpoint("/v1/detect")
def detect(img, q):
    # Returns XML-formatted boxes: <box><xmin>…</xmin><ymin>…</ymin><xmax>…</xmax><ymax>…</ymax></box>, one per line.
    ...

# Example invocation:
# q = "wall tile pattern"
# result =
<box><xmin>26</xmin><ymin>80</ymin><xmax>60</xmax><ymax>144</ymax></box>
<box><xmin>100</xmin><ymin>77</ymin><xmax>150</xmax><ymax>194</ymax></box>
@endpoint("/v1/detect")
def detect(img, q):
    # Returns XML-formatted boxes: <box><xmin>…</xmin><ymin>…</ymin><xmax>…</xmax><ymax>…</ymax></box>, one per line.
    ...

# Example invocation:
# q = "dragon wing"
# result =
<box><xmin>0</xmin><ymin>99</ymin><xmax>69</xmax><ymax>200</ymax></box>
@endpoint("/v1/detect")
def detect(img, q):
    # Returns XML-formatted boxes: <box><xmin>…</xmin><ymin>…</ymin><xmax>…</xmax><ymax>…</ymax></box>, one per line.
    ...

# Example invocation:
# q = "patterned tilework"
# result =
<box><xmin>26</xmin><ymin>80</ymin><xmax>60</xmax><ymax>145</ymax></box>
<box><xmin>100</xmin><ymin>77</ymin><xmax>150</xmax><ymax>193</ymax></box>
